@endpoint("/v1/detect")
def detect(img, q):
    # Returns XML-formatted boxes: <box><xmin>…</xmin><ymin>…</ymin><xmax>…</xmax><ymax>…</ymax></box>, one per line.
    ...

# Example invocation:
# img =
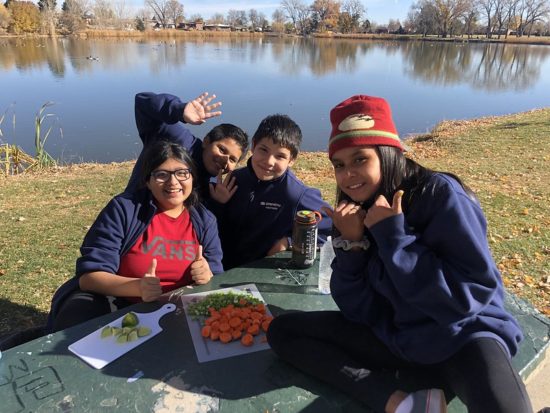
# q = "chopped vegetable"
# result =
<box><xmin>186</xmin><ymin>291</ymin><xmax>262</xmax><ymax>317</ymax></box>
<box><xmin>193</xmin><ymin>294</ymin><xmax>273</xmax><ymax>347</ymax></box>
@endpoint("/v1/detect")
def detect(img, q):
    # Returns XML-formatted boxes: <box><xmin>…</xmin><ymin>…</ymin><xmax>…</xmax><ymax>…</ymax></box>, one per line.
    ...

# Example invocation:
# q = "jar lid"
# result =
<box><xmin>296</xmin><ymin>210</ymin><xmax>316</xmax><ymax>223</ymax></box>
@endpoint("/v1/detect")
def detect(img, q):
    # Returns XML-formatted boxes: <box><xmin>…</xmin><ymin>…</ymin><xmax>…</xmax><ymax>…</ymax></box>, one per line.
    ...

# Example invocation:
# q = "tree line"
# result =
<box><xmin>0</xmin><ymin>0</ymin><xmax>549</xmax><ymax>37</ymax></box>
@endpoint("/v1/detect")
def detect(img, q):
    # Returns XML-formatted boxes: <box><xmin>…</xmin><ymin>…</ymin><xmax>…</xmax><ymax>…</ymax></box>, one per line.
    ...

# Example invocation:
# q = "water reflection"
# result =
<box><xmin>2</xmin><ymin>37</ymin><xmax>549</xmax><ymax>92</ymax></box>
<box><xmin>401</xmin><ymin>41</ymin><xmax>550</xmax><ymax>91</ymax></box>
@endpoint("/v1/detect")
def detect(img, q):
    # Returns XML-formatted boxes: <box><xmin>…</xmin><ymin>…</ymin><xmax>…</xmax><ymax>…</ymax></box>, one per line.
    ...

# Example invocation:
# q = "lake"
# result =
<box><xmin>1</xmin><ymin>36</ymin><xmax>550</xmax><ymax>163</ymax></box>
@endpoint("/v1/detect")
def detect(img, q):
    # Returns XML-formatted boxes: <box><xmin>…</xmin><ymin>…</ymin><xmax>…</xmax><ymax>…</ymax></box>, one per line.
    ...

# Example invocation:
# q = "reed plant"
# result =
<box><xmin>0</xmin><ymin>101</ymin><xmax>60</xmax><ymax>175</ymax></box>
<box><xmin>33</xmin><ymin>101</ymin><xmax>60</xmax><ymax>169</ymax></box>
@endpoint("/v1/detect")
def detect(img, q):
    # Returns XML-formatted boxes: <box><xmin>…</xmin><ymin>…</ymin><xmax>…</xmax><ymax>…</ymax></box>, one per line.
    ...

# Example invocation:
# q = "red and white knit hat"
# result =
<box><xmin>328</xmin><ymin>95</ymin><xmax>404</xmax><ymax>159</ymax></box>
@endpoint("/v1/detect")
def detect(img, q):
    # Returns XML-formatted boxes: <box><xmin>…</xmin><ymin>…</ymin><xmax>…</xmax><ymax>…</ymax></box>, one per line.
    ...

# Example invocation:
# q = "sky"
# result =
<box><xmin>143</xmin><ymin>0</ymin><xmax>415</xmax><ymax>25</ymax></box>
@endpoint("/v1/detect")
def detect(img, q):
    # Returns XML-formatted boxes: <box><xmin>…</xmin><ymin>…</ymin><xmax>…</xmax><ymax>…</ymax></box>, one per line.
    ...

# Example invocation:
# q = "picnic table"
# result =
<box><xmin>1</xmin><ymin>252</ymin><xmax>548</xmax><ymax>413</ymax></box>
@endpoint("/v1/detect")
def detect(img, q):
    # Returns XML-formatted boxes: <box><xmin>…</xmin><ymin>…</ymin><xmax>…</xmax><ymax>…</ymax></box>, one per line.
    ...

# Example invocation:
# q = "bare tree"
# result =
<box><xmin>93</xmin><ymin>0</ymin><xmax>115</xmax><ymax>28</ymax></box>
<box><xmin>271</xmin><ymin>8</ymin><xmax>286</xmax><ymax>32</ymax></box>
<box><xmin>249</xmin><ymin>8</ymin><xmax>259</xmax><ymax>30</ymax></box>
<box><xmin>165</xmin><ymin>0</ymin><xmax>183</xmax><ymax>26</ymax></box>
<box><xmin>408</xmin><ymin>0</ymin><xmax>440</xmax><ymax>36</ymax></box>
<box><xmin>189</xmin><ymin>13</ymin><xmax>203</xmax><ymax>22</ymax></box>
<box><xmin>38</xmin><ymin>0</ymin><xmax>56</xmax><ymax>35</ymax></box>
<box><xmin>477</xmin><ymin>0</ymin><xmax>497</xmax><ymax>37</ymax></box>
<box><xmin>387</xmin><ymin>18</ymin><xmax>401</xmax><ymax>32</ymax></box>
<box><xmin>112</xmin><ymin>0</ymin><xmax>127</xmax><ymax>22</ymax></box>
<box><xmin>433</xmin><ymin>0</ymin><xmax>473</xmax><ymax>37</ymax></box>
<box><xmin>60</xmin><ymin>0</ymin><xmax>87</xmax><ymax>33</ymax></box>
<box><xmin>146</xmin><ymin>0</ymin><xmax>169</xmax><ymax>28</ymax></box>
<box><xmin>339</xmin><ymin>0</ymin><xmax>365</xmax><ymax>33</ymax></box>
<box><xmin>516</xmin><ymin>0</ymin><xmax>550</xmax><ymax>36</ymax></box>
<box><xmin>281</xmin><ymin>0</ymin><xmax>311</xmax><ymax>34</ymax></box>
<box><xmin>208</xmin><ymin>12</ymin><xmax>224</xmax><ymax>24</ymax></box>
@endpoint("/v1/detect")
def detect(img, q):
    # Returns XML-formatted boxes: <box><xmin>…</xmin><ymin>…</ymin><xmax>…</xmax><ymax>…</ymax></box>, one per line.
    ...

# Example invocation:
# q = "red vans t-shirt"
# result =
<box><xmin>119</xmin><ymin>209</ymin><xmax>198</xmax><ymax>295</ymax></box>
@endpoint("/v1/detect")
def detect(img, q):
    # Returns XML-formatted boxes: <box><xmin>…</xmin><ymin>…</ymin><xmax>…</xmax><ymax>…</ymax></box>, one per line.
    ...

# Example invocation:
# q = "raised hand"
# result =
<box><xmin>209</xmin><ymin>170</ymin><xmax>238</xmax><ymax>204</ymax></box>
<box><xmin>364</xmin><ymin>190</ymin><xmax>404</xmax><ymax>229</ymax></box>
<box><xmin>323</xmin><ymin>201</ymin><xmax>366</xmax><ymax>241</ymax></box>
<box><xmin>183</xmin><ymin>92</ymin><xmax>222</xmax><ymax>125</ymax></box>
<box><xmin>140</xmin><ymin>258</ymin><xmax>162</xmax><ymax>302</ymax></box>
<box><xmin>190</xmin><ymin>245</ymin><xmax>213</xmax><ymax>285</ymax></box>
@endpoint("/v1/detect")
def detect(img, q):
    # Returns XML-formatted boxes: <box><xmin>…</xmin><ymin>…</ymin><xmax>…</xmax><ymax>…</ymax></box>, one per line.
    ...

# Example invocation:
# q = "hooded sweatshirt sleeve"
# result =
<box><xmin>126</xmin><ymin>92</ymin><xmax>198</xmax><ymax>193</ymax></box>
<box><xmin>76</xmin><ymin>197</ymin><xmax>128</xmax><ymax>277</ymax></box>
<box><xmin>368</xmin><ymin>174</ymin><xmax>501</xmax><ymax>325</ymax></box>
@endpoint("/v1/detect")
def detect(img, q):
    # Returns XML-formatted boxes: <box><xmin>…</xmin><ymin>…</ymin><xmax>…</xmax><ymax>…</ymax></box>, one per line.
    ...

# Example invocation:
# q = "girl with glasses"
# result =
<box><xmin>46</xmin><ymin>140</ymin><xmax>223</xmax><ymax>332</ymax></box>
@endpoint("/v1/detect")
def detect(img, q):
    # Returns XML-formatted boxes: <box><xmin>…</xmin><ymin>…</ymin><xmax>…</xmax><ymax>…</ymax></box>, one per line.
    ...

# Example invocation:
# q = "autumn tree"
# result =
<box><xmin>338</xmin><ymin>0</ymin><xmax>365</xmax><ymax>33</ymax></box>
<box><xmin>311</xmin><ymin>0</ymin><xmax>340</xmax><ymax>32</ymax></box>
<box><xmin>0</xmin><ymin>3</ymin><xmax>11</xmax><ymax>30</ymax></box>
<box><xmin>7</xmin><ymin>1</ymin><xmax>40</xmax><ymax>33</ymax></box>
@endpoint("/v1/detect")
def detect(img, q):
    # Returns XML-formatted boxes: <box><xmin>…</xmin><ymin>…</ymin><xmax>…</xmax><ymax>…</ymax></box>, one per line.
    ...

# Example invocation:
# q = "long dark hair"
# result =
<box><xmin>140</xmin><ymin>140</ymin><xmax>200</xmax><ymax>209</ymax></box>
<box><xmin>336</xmin><ymin>146</ymin><xmax>475</xmax><ymax>211</ymax></box>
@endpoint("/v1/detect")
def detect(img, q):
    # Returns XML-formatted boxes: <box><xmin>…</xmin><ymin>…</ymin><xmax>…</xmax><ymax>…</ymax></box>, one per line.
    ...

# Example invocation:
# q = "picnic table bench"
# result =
<box><xmin>1</xmin><ymin>252</ymin><xmax>548</xmax><ymax>412</ymax></box>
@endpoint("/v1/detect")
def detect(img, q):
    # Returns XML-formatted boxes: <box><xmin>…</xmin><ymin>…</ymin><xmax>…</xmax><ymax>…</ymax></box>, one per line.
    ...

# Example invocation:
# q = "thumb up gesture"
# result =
<box><xmin>140</xmin><ymin>259</ymin><xmax>162</xmax><ymax>302</ymax></box>
<box><xmin>190</xmin><ymin>245</ymin><xmax>213</xmax><ymax>285</ymax></box>
<box><xmin>364</xmin><ymin>190</ymin><xmax>404</xmax><ymax>229</ymax></box>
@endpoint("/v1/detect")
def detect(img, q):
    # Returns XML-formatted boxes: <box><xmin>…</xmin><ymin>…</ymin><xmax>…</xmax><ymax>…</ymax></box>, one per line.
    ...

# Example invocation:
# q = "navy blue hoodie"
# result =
<box><xmin>47</xmin><ymin>189</ymin><xmax>223</xmax><ymax>331</ymax></box>
<box><xmin>330</xmin><ymin>173</ymin><xmax>523</xmax><ymax>364</ymax></box>
<box><xmin>213</xmin><ymin>159</ymin><xmax>332</xmax><ymax>269</ymax></box>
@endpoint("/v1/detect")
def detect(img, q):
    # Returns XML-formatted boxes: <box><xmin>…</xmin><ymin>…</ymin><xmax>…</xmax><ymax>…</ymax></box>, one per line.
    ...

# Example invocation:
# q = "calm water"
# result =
<box><xmin>1</xmin><ymin>37</ymin><xmax>550</xmax><ymax>163</ymax></box>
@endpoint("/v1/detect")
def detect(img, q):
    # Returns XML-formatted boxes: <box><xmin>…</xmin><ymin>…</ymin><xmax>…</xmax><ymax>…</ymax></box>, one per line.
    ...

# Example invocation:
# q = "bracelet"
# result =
<box><xmin>332</xmin><ymin>236</ymin><xmax>370</xmax><ymax>251</ymax></box>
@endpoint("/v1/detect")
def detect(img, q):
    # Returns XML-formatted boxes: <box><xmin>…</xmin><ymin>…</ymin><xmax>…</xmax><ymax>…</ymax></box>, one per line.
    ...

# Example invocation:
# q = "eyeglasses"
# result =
<box><xmin>150</xmin><ymin>169</ymin><xmax>191</xmax><ymax>183</ymax></box>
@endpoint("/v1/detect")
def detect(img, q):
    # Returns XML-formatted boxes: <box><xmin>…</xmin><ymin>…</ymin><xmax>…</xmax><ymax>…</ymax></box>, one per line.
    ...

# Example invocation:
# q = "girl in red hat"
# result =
<box><xmin>267</xmin><ymin>95</ymin><xmax>532</xmax><ymax>413</ymax></box>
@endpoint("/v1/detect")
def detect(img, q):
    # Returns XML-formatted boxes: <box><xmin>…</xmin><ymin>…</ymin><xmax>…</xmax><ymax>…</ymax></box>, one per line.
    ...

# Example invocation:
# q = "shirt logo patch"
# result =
<box><xmin>260</xmin><ymin>201</ymin><xmax>282</xmax><ymax>211</ymax></box>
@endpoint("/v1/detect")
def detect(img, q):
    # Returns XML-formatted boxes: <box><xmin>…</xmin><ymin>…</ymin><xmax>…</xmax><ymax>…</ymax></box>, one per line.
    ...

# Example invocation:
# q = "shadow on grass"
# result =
<box><xmin>0</xmin><ymin>298</ymin><xmax>47</xmax><ymax>339</ymax></box>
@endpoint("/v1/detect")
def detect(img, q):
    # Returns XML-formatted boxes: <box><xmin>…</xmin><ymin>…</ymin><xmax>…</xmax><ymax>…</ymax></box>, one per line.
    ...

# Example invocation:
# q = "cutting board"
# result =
<box><xmin>68</xmin><ymin>303</ymin><xmax>176</xmax><ymax>369</ymax></box>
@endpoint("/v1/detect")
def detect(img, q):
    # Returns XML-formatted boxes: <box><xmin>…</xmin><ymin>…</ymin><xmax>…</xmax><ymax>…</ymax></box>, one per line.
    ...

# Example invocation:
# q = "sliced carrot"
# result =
<box><xmin>219</xmin><ymin>322</ymin><xmax>231</xmax><ymax>332</ymax></box>
<box><xmin>231</xmin><ymin>329</ymin><xmax>242</xmax><ymax>340</ymax></box>
<box><xmin>250</xmin><ymin>311</ymin><xmax>263</xmax><ymax>320</ymax></box>
<box><xmin>247</xmin><ymin>324</ymin><xmax>260</xmax><ymax>336</ymax></box>
<box><xmin>241</xmin><ymin>333</ymin><xmax>254</xmax><ymax>347</ymax></box>
<box><xmin>210</xmin><ymin>330</ymin><xmax>220</xmax><ymax>341</ymax></box>
<box><xmin>261</xmin><ymin>319</ymin><xmax>272</xmax><ymax>333</ymax></box>
<box><xmin>255</xmin><ymin>303</ymin><xmax>266</xmax><ymax>314</ymax></box>
<box><xmin>201</xmin><ymin>325</ymin><xmax>211</xmax><ymax>337</ymax></box>
<box><xmin>229</xmin><ymin>317</ymin><xmax>242</xmax><ymax>328</ymax></box>
<box><xmin>219</xmin><ymin>332</ymin><xmax>232</xmax><ymax>343</ymax></box>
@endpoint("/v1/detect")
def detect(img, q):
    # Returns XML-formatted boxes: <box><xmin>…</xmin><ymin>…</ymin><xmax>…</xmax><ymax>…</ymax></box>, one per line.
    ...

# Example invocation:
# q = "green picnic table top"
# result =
<box><xmin>1</xmin><ymin>252</ymin><xmax>548</xmax><ymax>412</ymax></box>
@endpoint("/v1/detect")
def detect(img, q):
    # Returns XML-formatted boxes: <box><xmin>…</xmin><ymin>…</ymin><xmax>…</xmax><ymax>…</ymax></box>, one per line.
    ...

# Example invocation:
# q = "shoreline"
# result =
<box><xmin>2</xmin><ymin>30</ymin><xmax>550</xmax><ymax>46</ymax></box>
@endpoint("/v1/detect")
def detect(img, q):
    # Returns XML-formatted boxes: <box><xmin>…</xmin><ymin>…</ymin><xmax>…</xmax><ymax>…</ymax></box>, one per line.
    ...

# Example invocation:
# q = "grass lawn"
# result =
<box><xmin>1</xmin><ymin>108</ymin><xmax>549</xmax><ymax>336</ymax></box>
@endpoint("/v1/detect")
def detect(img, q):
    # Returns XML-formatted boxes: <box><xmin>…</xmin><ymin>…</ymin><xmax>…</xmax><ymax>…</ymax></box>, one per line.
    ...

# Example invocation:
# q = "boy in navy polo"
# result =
<box><xmin>210</xmin><ymin>114</ymin><xmax>332</xmax><ymax>270</ymax></box>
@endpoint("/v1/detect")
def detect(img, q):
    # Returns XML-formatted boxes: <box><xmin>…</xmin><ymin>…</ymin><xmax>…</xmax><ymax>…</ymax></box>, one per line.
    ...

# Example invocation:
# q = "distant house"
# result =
<box><xmin>204</xmin><ymin>24</ymin><xmax>231</xmax><ymax>32</ymax></box>
<box><xmin>375</xmin><ymin>26</ymin><xmax>389</xmax><ymax>34</ymax></box>
<box><xmin>178</xmin><ymin>21</ymin><xmax>204</xmax><ymax>31</ymax></box>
